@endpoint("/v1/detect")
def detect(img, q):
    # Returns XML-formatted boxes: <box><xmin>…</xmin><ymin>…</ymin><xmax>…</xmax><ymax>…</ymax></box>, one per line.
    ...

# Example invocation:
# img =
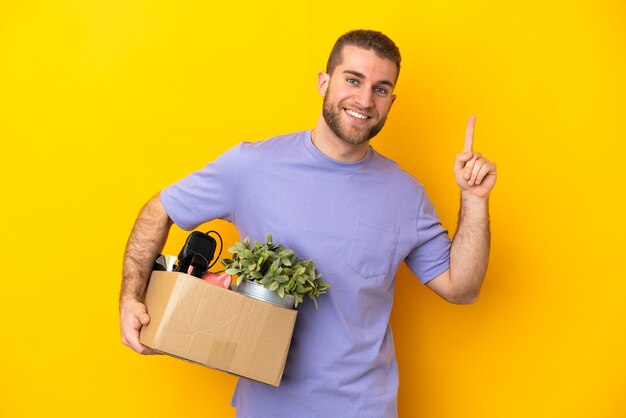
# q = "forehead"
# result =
<box><xmin>335</xmin><ymin>45</ymin><xmax>398</xmax><ymax>85</ymax></box>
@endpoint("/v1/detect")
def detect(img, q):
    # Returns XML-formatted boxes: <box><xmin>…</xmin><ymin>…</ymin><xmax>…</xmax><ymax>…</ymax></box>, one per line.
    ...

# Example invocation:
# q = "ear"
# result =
<box><xmin>390</xmin><ymin>94</ymin><xmax>397</xmax><ymax>109</ymax></box>
<box><xmin>317</xmin><ymin>71</ymin><xmax>330</xmax><ymax>96</ymax></box>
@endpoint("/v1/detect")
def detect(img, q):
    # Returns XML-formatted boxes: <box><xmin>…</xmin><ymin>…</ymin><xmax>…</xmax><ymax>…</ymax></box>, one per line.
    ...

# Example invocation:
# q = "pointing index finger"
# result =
<box><xmin>464</xmin><ymin>115</ymin><xmax>476</xmax><ymax>153</ymax></box>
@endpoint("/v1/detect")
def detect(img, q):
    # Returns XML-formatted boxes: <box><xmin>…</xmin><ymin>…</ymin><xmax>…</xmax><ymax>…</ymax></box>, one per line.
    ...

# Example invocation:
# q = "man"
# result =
<box><xmin>120</xmin><ymin>30</ymin><xmax>496</xmax><ymax>417</ymax></box>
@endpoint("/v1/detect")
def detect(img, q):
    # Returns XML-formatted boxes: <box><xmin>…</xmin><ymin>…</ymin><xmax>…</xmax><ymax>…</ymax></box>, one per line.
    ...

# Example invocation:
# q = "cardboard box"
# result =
<box><xmin>140</xmin><ymin>271</ymin><xmax>298</xmax><ymax>386</ymax></box>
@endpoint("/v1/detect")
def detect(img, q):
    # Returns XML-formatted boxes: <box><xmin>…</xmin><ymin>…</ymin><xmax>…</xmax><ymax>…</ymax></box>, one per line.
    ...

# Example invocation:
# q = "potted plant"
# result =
<box><xmin>222</xmin><ymin>234</ymin><xmax>329</xmax><ymax>309</ymax></box>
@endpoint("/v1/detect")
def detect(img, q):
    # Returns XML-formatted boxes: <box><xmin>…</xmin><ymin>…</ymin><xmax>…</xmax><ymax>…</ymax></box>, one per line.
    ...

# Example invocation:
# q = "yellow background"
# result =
<box><xmin>1</xmin><ymin>1</ymin><xmax>625</xmax><ymax>417</ymax></box>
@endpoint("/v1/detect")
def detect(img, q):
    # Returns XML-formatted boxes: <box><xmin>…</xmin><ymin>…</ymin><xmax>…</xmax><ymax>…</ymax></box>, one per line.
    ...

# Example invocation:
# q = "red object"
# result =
<box><xmin>201</xmin><ymin>272</ymin><xmax>232</xmax><ymax>289</ymax></box>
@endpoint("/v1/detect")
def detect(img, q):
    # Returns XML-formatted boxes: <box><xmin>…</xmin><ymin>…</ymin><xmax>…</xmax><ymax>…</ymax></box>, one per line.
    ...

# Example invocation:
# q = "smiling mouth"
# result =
<box><xmin>344</xmin><ymin>108</ymin><xmax>371</xmax><ymax>120</ymax></box>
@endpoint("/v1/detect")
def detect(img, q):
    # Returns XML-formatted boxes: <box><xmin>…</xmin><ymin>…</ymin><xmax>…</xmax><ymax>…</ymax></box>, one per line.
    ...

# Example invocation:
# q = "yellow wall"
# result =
<box><xmin>1</xmin><ymin>1</ymin><xmax>625</xmax><ymax>417</ymax></box>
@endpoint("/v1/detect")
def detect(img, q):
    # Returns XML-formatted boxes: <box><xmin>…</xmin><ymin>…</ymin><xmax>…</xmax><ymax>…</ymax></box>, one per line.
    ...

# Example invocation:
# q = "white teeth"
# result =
<box><xmin>345</xmin><ymin>109</ymin><xmax>368</xmax><ymax>119</ymax></box>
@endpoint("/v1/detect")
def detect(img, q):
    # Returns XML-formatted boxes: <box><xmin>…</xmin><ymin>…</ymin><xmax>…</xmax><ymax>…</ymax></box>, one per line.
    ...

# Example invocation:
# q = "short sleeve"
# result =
<box><xmin>160</xmin><ymin>144</ymin><xmax>241</xmax><ymax>230</ymax></box>
<box><xmin>404</xmin><ymin>191</ymin><xmax>451</xmax><ymax>284</ymax></box>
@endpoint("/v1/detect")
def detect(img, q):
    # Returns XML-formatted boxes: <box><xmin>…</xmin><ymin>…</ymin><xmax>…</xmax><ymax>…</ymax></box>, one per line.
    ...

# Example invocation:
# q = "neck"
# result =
<box><xmin>311</xmin><ymin>115</ymin><xmax>370</xmax><ymax>162</ymax></box>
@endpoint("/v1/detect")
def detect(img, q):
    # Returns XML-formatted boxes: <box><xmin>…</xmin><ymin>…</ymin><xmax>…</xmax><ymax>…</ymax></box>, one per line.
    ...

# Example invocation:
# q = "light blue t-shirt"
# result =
<box><xmin>160</xmin><ymin>130</ymin><xmax>451</xmax><ymax>418</ymax></box>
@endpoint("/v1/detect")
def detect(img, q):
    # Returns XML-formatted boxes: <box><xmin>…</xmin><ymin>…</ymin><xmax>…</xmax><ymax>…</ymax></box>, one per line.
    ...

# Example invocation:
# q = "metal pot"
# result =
<box><xmin>237</xmin><ymin>279</ymin><xmax>295</xmax><ymax>309</ymax></box>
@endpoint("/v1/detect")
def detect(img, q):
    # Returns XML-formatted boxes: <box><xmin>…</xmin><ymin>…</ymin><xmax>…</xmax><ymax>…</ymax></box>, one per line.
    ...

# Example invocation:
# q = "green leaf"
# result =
<box><xmin>274</xmin><ymin>275</ymin><xmax>289</xmax><ymax>283</ymax></box>
<box><xmin>282</xmin><ymin>250</ymin><xmax>294</xmax><ymax>258</ymax></box>
<box><xmin>225</xmin><ymin>233</ymin><xmax>327</xmax><ymax>308</ymax></box>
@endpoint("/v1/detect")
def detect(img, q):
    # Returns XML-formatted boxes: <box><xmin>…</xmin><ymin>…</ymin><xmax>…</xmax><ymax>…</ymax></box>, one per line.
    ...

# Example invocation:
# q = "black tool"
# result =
<box><xmin>175</xmin><ymin>230</ymin><xmax>223</xmax><ymax>277</ymax></box>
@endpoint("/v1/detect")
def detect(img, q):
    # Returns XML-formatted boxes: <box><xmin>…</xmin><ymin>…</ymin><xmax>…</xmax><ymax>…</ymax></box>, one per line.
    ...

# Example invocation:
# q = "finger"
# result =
<box><xmin>463</xmin><ymin>115</ymin><xmax>476</xmax><ymax>153</ymax></box>
<box><xmin>469</xmin><ymin>159</ymin><xmax>486</xmax><ymax>185</ymax></box>
<box><xmin>130</xmin><ymin>340</ymin><xmax>157</xmax><ymax>355</ymax></box>
<box><xmin>474</xmin><ymin>162</ymin><xmax>493</xmax><ymax>185</ymax></box>
<box><xmin>122</xmin><ymin>320</ymin><xmax>156</xmax><ymax>355</ymax></box>
<box><xmin>454</xmin><ymin>151</ymin><xmax>473</xmax><ymax>173</ymax></box>
<box><xmin>456</xmin><ymin>151</ymin><xmax>474</xmax><ymax>163</ymax></box>
<box><xmin>140</xmin><ymin>313</ymin><xmax>151</xmax><ymax>326</ymax></box>
<box><xmin>462</xmin><ymin>153</ymin><xmax>482</xmax><ymax>180</ymax></box>
<box><xmin>120</xmin><ymin>303</ymin><xmax>155</xmax><ymax>355</ymax></box>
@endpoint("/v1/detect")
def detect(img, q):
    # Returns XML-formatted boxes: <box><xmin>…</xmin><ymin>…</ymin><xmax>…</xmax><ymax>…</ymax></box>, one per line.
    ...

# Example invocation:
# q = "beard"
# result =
<box><xmin>322</xmin><ymin>93</ymin><xmax>388</xmax><ymax>145</ymax></box>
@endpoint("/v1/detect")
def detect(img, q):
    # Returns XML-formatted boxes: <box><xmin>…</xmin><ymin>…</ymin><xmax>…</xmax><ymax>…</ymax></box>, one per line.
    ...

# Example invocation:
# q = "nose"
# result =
<box><xmin>354</xmin><ymin>86</ymin><xmax>374</xmax><ymax>109</ymax></box>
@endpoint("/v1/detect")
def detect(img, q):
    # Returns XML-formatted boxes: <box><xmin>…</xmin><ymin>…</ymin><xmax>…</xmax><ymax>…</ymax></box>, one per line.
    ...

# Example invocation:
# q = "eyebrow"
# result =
<box><xmin>342</xmin><ymin>70</ymin><xmax>395</xmax><ymax>88</ymax></box>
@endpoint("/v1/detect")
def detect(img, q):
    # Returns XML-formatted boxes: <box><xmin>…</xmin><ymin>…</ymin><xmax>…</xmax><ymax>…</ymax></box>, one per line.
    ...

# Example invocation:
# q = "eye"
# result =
<box><xmin>374</xmin><ymin>87</ymin><xmax>388</xmax><ymax>95</ymax></box>
<box><xmin>346</xmin><ymin>78</ymin><xmax>358</xmax><ymax>85</ymax></box>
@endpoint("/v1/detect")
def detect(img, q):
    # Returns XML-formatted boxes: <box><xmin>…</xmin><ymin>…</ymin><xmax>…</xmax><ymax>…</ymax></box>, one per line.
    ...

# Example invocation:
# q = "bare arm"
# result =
<box><xmin>426</xmin><ymin>116</ymin><xmax>496</xmax><ymax>304</ymax></box>
<box><xmin>120</xmin><ymin>194</ymin><xmax>173</xmax><ymax>354</ymax></box>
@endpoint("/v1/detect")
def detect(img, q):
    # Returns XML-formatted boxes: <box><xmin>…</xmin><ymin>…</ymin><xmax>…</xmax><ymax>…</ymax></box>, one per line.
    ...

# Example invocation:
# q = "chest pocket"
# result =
<box><xmin>346</xmin><ymin>216</ymin><xmax>399</xmax><ymax>280</ymax></box>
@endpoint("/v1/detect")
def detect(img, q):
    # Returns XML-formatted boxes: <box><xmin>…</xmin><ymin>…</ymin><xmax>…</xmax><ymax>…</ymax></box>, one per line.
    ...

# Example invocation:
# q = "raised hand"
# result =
<box><xmin>454</xmin><ymin>115</ymin><xmax>497</xmax><ymax>198</ymax></box>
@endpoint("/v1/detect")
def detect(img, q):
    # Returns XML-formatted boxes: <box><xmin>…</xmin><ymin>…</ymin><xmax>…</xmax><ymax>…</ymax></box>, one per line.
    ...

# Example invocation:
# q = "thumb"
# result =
<box><xmin>139</xmin><ymin>312</ymin><xmax>151</xmax><ymax>326</ymax></box>
<box><xmin>455</xmin><ymin>151</ymin><xmax>473</xmax><ymax>170</ymax></box>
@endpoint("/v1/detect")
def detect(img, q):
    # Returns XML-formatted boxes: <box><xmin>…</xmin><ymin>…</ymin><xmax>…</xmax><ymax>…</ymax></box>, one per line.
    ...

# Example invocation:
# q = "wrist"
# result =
<box><xmin>119</xmin><ymin>291</ymin><xmax>144</xmax><ymax>309</ymax></box>
<box><xmin>461</xmin><ymin>191</ymin><xmax>490</xmax><ymax>206</ymax></box>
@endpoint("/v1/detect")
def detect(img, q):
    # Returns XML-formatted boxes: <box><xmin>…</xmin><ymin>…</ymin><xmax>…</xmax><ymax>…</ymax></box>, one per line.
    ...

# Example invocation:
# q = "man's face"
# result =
<box><xmin>319</xmin><ymin>45</ymin><xmax>398</xmax><ymax>145</ymax></box>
